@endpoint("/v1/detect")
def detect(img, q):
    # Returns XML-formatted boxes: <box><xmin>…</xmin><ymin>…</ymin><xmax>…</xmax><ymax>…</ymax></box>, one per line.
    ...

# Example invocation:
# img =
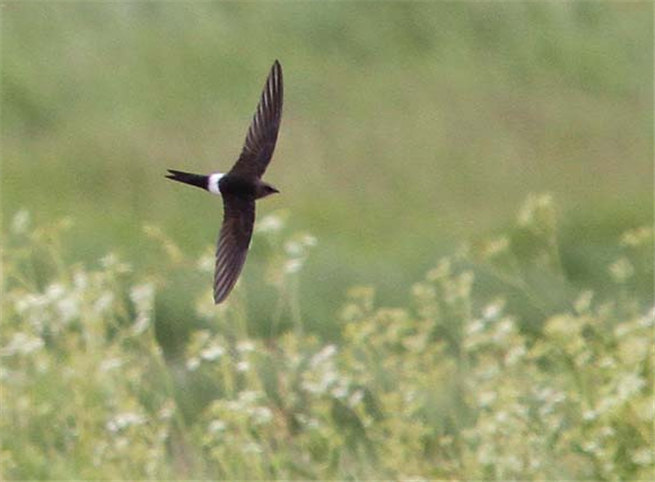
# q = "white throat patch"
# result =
<box><xmin>208</xmin><ymin>173</ymin><xmax>225</xmax><ymax>195</ymax></box>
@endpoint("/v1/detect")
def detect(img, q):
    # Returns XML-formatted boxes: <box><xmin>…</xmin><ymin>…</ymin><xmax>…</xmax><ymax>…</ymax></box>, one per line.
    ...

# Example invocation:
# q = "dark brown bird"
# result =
<box><xmin>166</xmin><ymin>60</ymin><xmax>283</xmax><ymax>303</ymax></box>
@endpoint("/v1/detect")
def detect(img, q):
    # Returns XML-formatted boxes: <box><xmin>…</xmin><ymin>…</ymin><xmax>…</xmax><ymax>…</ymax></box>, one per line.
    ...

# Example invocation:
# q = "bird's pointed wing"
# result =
<box><xmin>213</xmin><ymin>194</ymin><xmax>255</xmax><ymax>303</ymax></box>
<box><xmin>229</xmin><ymin>60</ymin><xmax>283</xmax><ymax>179</ymax></box>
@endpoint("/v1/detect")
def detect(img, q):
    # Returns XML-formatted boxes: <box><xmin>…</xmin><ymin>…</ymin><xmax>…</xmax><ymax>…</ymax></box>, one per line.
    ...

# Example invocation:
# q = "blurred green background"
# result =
<box><xmin>3</xmin><ymin>1</ymin><xmax>652</xmax><ymax>335</ymax></box>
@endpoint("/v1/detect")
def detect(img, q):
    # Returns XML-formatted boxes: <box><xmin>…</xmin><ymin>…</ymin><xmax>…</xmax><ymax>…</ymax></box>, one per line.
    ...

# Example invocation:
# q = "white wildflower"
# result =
<box><xmin>242</xmin><ymin>441</ymin><xmax>262</xmax><ymax>454</ymax></box>
<box><xmin>208</xmin><ymin>420</ymin><xmax>226</xmax><ymax>434</ymax></box>
<box><xmin>518</xmin><ymin>193</ymin><xmax>554</xmax><ymax>229</ymax></box>
<box><xmin>505</xmin><ymin>345</ymin><xmax>526</xmax><ymax>365</ymax></box>
<box><xmin>330</xmin><ymin>378</ymin><xmax>350</xmax><ymax>400</ymax></box>
<box><xmin>477</xmin><ymin>391</ymin><xmax>497</xmax><ymax>409</ymax></box>
<box><xmin>284</xmin><ymin>240</ymin><xmax>302</xmax><ymax>257</ymax></box>
<box><xmin>73</xmin><ymin>270</ymin><xmax>89</xmax><ymax>291</ymax></box>
<box><xmin>617</xmin><ymin>373</ymin><xmax>645</xmax><ymax>400</ymax></box>
<box><xmin>348</xmin><ymin>389</ymin><xmax>364</xmax><ymax>408</ymax></box>
<box><xmin>99</xmin><ymin>358</ymin><xmax>123</xmax><ymax>372</ymax></box>
<box><xmin>466</xmin><ymin>319</ymin><xmax>484</xmax><ymax>336</ymax></box>
<box><xmin>574</xmin><ymin>290</ymin><xmax>593</xmax><ymax>313</ymax></box>
<box><xmin>100</xmin><ymin>253</ymin><xmax>131</xmax><ymax>273</ymax></box>
<box><xmin>93</xmin><ymin>292</ymin><xmax>115</xmax><ymax>315</ymax></box>
<box><xmin>483</xmin><ymin>300</ymin><xmax>505</xmax><ymax>320</ymax></box>
<box><xmin>504</xmin><ymin>455</ymin><xmax>523</xmax><ymax>472</ymax></box>
<box><xmin>130</xmin><ymin>282</ymin><xmax>154</xmax><ymax>306</ymax></box>
<box><xmin>200</xmin><ymin>345</ymin><xmax>224</xmax><ymax>362</ymax></box>
<box><xmin>598</xmin><ymin>356</ymin><xmax>616</xmax><ymax>369</ymax></box>
<box><xmin>609</xmin><ymin>257</ymin><xmax>634</xmax><ymax>283</ymax></box>
<box><xmin>427</xmin><ymin>259</ymin><xmax>451</xmax><ymax>281</ymax></box>
<box><xmin>598</xmin><ymin>426</ymin><xmax>615</xmax><ymax>438</ymax></box>
<box><xmin>639</xmin><ymin>307</ymin><xmax>655</xmax><ymax>327</ymax></box>
<box><xmin>620</xmin><ymin>226</ymin><xmax>653</xmax><ymax>247</ymax></box>
<box><xmin>238</xmin><ymin>390</ymin><xmax>260</xmax><ymax>405</ymax></box>
<box><xmin>311</xmin><ymin>344</ymin><xmax>337</xmax><ymax>368</ymax></box>
<box><xmin>14</xmin><ymin>294</ymin><xmax>40</xmax><ymax>315</ymax></box>
<box><xmin>186</xmin><ymin>357</ymin><xmax>201</xmax><ymax>371</ymax></box>
<box><xmin>236</xmin><ymin>340</ymin><xmax>255</xmax><ymax>353</ymax></box>
<box><xmin>57</xmin><ymin>295</ymin><xmax>80</xmax><ymax>323</ymax></box>
<box><xmin>106</xmin><ymin>412</ymin><xmax>145</xmax><ymax>433</ymax></box>
<box><xmin>284</xmin><ymin>258</ymin><xmax>303</xmax><ymax>273</ymax></box>
<box><xmin>129</xmin><ymin>283</ymin><xmax>154</xmax><ymax>335</ymax></box>
<box><xmin>250</xmin><ymin>406</ymin><xmax>273</xmax><ymax>425</ymax></box>
<box><xmin>477</xmin><ymin>443</ymin><xmax>494</xmax><ymax>465</ymax></box>
<box><xmin>158</xmin><ymin>400</ymin><xmax>175</xmax><ymax>420</ymax></box>
<box><xmin>582</xmin><ymin>410</ymin><xmax>597</xmax><ymax>421</ymax></box>
<box><xmin>256</xmin><ymin>214</ymin><xmax>284</xmax><ymax>234</ymax></box>
<box><xmin>632</xmin><ymin>448</ymin><xmax>653</xmax><ymax>465</ymax></box>
<box><xmin>457</xmin><ymin>271</ymin><xmax>474</xmax><ymax>298</ymax></box>
<box><xmin>11</xmin><ymin>209</ymin><xmax>31</xmax><ymax>234</ymax></box>
<box><xmin>495</xmin><ymin>411</ymin><xmax>509</xmax><ymax>424</ymax></box>
<box><xmin>196</xmin><ymin>253</ymin><xmax>214</xmax><ymax>273</ymax></box>
<box><xmin>45</xmin><ymin>283</ymin><xmax>66</xmax><ymax>301</ymax></box>
<box><xmin>1</xmin><ymin>332</ymin><xmax>44</xmax><ymax>356</ymax></box>
<box><xmin>301</xmin><ymin>234</ymin><xmax>317</xmax><ymax>247</ymax></box>
<box><xmin>400</xmin><ymin>476</ymin><xmax>428</xmax><ymax>482</ymax></box>
<box><xmin>595</xmin><ymin>396</ymin><xmax>617</xmax><ymax>414</ymax></box>
<box><xmin>493</xmin><ymin>318</ymin><xmax>514</xmax><ymax>343</ymax></box>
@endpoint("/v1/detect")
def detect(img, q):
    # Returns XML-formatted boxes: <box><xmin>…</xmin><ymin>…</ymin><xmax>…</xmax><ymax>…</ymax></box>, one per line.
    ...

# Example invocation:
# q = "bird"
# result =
<box><xmin>166</xmin><ymin>60</ymin><xmax>283</xmax><ymax>304</ymax></box>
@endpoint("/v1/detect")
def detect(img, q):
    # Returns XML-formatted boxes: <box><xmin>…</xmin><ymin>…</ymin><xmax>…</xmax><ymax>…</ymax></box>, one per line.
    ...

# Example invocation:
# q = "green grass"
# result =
<box><xmin>2</xmin><ymin>2</ymin><xmax>654</xmax><ymax>478</ymax></box>
<box><xmin>2</xmin><ymin>1</ymin><xmax>652</xmax><ymax>327</ymax></box>
<box><xmin>1</xmin><ymin>196</ymin><xmax>653</xmax><ymax>479</ymax></box>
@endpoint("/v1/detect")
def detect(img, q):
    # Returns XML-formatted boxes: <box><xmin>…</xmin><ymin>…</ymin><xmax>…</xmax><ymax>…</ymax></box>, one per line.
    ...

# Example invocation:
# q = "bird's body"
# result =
<box><xmin>166</xmin><ymin>60</ymin><xmax>283</xmax><ymax>303</ymax></box>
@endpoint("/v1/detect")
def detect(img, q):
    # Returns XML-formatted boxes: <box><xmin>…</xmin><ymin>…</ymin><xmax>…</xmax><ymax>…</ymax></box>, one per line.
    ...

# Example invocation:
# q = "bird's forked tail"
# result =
<box><xmin>165</xmin><ymin>169</ymin><xmax>208</xmax><ymax>190</ymax></box>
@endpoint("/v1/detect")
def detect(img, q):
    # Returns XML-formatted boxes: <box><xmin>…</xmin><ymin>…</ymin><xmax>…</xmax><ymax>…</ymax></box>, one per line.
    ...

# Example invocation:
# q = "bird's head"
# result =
<box><xmin>256</xmin><ymin>182</ymin><xmax>280</xmax><ymax>199</ymax></box>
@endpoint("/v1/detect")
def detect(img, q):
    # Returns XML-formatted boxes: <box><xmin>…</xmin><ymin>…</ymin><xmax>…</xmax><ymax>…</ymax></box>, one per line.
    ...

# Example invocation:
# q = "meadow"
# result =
<box><xmin>2</xmin><ymin>197</ymin><xmax>653</xmax><ymax>479</ymax></box>
<box><xmin>1</xmin><ymin>1</ymin><xmax>653</xmax><ymax>479</ymax></box>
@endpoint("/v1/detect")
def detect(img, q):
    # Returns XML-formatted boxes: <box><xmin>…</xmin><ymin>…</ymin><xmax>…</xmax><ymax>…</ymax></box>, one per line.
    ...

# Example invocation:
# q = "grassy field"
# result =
<box><xmin>2</xmin><ymin>198</ymin><xmax>653</xmax><ymax>479</ymax></box>
<box><xmin>2</xmin><ymin>1</ymin><xmax>653</xmax><ymax>479</ymax></box>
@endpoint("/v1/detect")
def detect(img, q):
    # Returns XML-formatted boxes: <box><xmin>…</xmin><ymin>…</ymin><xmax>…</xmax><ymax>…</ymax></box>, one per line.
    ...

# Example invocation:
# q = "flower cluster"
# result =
<box><xmin>2</xmin><ymin>199</ymin><xmax>652</xmax><ymax>480</ymax></box>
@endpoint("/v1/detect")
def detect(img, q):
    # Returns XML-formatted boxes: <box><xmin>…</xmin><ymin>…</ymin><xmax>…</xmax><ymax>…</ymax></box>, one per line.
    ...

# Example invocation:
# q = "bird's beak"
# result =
<box><xmin>272</xmin><ymin>187</ymin><xmax>280</xmax><ymax>194</ymax></box>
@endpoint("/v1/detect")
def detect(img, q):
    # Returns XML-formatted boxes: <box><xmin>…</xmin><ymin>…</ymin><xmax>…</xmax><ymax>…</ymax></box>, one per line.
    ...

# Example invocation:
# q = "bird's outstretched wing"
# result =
<box><xmin>213</xmin><ymin>194</ymin><xmax>255</xmax><ymax>303</ymax></box>
<box><xmin>229</xmin><ymin>60</ymin><xmax>283</xmax><ymax>179</ymax></box>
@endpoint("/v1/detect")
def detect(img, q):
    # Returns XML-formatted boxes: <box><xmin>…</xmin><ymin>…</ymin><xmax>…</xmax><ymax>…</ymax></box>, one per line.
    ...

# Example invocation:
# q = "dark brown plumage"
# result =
<box><xmin>230</xmin><ymin>60</ymin><xmax>284</xmax><ymax>179</ymax></box>
<box><xmin>213</xmin><ymin>193</ymin><xmax>255</xmax><ymax>303</ymax></box>
<box><xmin>166</xmin><ymin>60</ymin><xmax>283</xmax><ymax>303</ymax></box>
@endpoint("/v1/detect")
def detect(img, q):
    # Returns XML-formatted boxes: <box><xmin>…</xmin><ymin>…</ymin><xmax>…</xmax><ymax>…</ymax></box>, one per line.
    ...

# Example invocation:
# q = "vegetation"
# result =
<box><xmin>2</xmin><ymin>2</ymin><xmax>652</xmax><ymax>479</ymax></box>
<box><xmin>2</xmin><ymin>1</ymin><xmax>652</xmax><ymax>327</ymax></box>
<box><xmin>2</xmin><ymin>196</ymin><xmax>653</xmax><ymax>479</ymax></box>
